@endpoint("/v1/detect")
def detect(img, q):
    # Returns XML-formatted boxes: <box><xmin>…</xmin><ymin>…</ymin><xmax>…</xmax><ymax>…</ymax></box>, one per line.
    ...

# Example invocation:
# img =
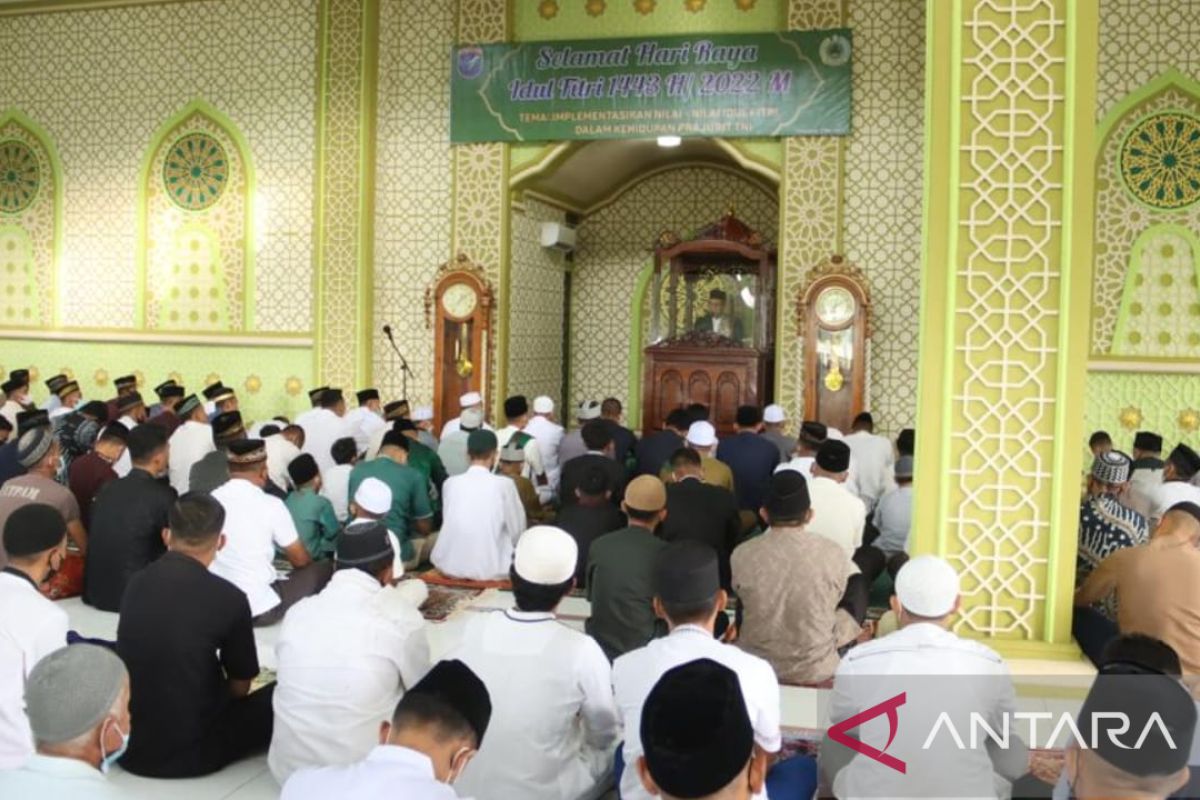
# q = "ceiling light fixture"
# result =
<box><xmin>656</xmin><ymin>135</ymin><xmax>682</xmax><ymax>148</ymax></box>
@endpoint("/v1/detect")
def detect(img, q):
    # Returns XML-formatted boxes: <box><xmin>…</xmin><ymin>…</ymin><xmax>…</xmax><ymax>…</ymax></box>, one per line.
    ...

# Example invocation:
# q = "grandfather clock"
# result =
<box><xmin>426</xmin><ymin>254</ymin><xmax>492</xmax><ymax>432</ymax></box>
<box><xmin>798</xmin><ymin>255</ymin><xmax>871</xmax><ymax>433</ymax></box>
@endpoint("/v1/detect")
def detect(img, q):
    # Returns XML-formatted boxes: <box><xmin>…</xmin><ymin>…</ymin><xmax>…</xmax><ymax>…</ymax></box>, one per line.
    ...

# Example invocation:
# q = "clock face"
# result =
<box><xmin>441</xmin><ymin>282</ymin><xmax>478</xmax><ymax>319</ymax></box>
<box><xmin>815</xmin><ymin>286</ymin><xmax>856</xmax><ymax>327</ymax></box>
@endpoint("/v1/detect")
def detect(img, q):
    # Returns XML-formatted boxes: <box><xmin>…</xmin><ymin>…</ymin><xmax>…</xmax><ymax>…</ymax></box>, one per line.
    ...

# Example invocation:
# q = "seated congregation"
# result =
<box><xmin>0</xmin><ymin>368</ymin><xmax>1198</xmax><ymax>799</ymax></box>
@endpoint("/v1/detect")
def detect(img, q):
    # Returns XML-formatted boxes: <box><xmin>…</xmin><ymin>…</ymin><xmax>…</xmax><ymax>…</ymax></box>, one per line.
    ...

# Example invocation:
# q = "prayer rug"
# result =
<box><xmin>420</xmin><ymin>585</ymin><xmax>485</xmax><ymax>622</ymax></box>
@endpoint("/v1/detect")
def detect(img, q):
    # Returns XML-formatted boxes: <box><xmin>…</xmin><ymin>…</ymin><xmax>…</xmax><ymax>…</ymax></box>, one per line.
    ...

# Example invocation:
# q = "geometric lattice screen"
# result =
<box><xmin>139</xmin><ymin>100</ymin><xmax>254</xmax><ymax>332</ymax></box>
<box><xmin>1111</xmin><ymin>226</ymin><xmax>1200</xmax><ymax>357</ymax></box>
<box><xmin>0</xmin><ymin>111</ymin><xmax>59</xmax><ymax>327</ymax></box>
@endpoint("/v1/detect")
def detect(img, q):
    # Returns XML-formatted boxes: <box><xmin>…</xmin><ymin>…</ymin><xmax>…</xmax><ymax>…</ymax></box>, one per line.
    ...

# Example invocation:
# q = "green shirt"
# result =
<box><xmin>585</xmin><ymin>526</ymin><xmax>668</xmax><ymax>661</ymax></box>
<box><xmin>285</xmin><ymin>487</ymin><xmax>341</xmax><ymax>560</ymax></box>
<box><xmin>405</xmin><ymin>439</ymin><xmax>448</xmax><ymax>513</ymax></box>
<box><xmin>348</xmin><ymin>456</ymin><xmax>433</xmax><ymax>561</ymax></box>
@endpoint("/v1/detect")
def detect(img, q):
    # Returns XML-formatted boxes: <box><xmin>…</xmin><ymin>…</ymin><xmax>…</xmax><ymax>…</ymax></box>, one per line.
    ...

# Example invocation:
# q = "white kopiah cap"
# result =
<box><xmin>577</xmin><ymin>399</ymin><xmax>601</xmax><ymax>420</ymax></box>
<box><xmin>533</xmin><ymin>396</ymin><xmax>555</xmax><ymax>414</ymax></box>
<box><xmin>687</xmin><ymin>421</ymin><xmax>718</xmax><ymax>448</ymax></box>
<box><xmin>354</xmin><ymin>477</ymin><xmax>393</xmax><ymax>515</ymax></box>
<box><xmin>513</xmin><ymin>526</ymin><xmax>578</xmax><ymax>585</ymax></box>
<box><xmin>894</xmin><ymin>555</ymin><xmax>960</xmax><ymax>618</ymax></box>
<box><xmin>412</xmin><ymin>405</ymin><xmax>434</xmax><ymax>422</ymax></box>
<box><xmin>459</xmin><ymin>391</ymin><xmax>483</xmax><ymax>408</ymax></box>
<box><xmin>763</xmin><ymin>404</ymin><xmax>786</xmax><ymax>424</ymax></box>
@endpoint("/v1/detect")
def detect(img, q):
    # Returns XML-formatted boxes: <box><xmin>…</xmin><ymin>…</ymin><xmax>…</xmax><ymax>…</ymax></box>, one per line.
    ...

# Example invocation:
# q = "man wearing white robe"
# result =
<box><xmin>167</xmin><ymin>395</ymin><xmax>215</xmax><ymax>494</ymax></box>
<box><xmin>300</xmin><ymin>389</ymin><xmax>352</xmax><ymax>474</ymax></box>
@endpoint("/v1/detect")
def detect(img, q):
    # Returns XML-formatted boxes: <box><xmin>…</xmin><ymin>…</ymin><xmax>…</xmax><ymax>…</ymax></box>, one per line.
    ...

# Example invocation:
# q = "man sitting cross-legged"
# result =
<box><xmin>269</xmin><ymin>520</ymin><xmax>430</xmax><ymax>784</ymax></box>
<box><xmin>614</xmin><ymin>541</ymin><xmax>817</xmax><ymax>800</ymax></box>
<box><xmin>118</xmin><ymin>492</ymin><xmax>276</xmax><ymax>778</ymax></box>
<box><xmin>281</xmin><ymin>659</ymin><xmax>492</xmax><ymax>800</ymax></box>
<box><xmin>445</xmin><ymin>526</ymin><xmax>619</xmax><ymax>800</ymax></box>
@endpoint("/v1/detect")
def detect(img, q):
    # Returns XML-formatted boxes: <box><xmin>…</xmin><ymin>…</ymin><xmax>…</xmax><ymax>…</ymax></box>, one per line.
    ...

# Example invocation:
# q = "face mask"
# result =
<box><xmin>445</xmin><ymin>747</ymin><xmax>474</xmax><ymax>785</ymax></box>
<box><xmin>99</xmin><ymin>719</ymin><xmax>130</xmax><ymax>774</ymax></box>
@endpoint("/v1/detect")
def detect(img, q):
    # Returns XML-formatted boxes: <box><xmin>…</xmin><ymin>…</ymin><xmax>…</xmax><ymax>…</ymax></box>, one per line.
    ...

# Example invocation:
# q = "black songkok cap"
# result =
<box><xmin>1134</xmin><ymin>431</ymin><xmax>1164</xmax><ymax>453</ymax></box>
<box><xmin>3</xmin><ymin>503</ymin><xmax>67</xmax><ymax>558</ymax></box>
<box><xmin>212</xmin><ymin>411</ymin><xmax>246</xmax><ymax>444</ymax></box>
<box><xmin>336</xmin><ymin>520</ymin><xmax>394</xmax><ymax>567</ymax></box>
<box><xmin>307</xmin><ymin>386</ymin><xmax>330</xmax><ymax>405</ymax></box>
<box><xmin>1079</xmin><ymin>670</ymin><xmax>1195</xmax><ymax>777</ymax></box>
<box><xmin>356</xmin><ymin>388</ymin><xmax>380</xmax><ymax>405</ymax></box>
<box><xmin>381</xmin><ymin>429</ymin><xmax>410</xmax><ymax>451</ymax></box>
<box><xmin>203</xmin><ymin>382</ymin><xmax>235</xmax><ymax>403</ymax></box>
<box><xmin>44</xmin><ymin>374</ymin><xmax>68</xmax><ymax>393</ymax></box>
<box><xmin>1</xmin><ymin>378</ymin><xmax>22</xmax><ymax>395</ymax></box>
<box><xmin>287</xmin><ymin>453</ymin><xmax>320</xmax><ymax>486</ymax></box>
<box><xmin>765</xmin><ymin>470</ymin><xmax>811</xmax><ymax>519</ymax></box>
<box><xmin>9</xmin><ymin>369</ymin><xmax>30</xmax><ymax>384</ymax></box>
<box><xmin>79</xmin><ymin>401</ymin><xmax>109</xmax><ymax>424</ymax></box>
<box><xmin>16</xmin><ymin>409</ymin><xmax>50</xmax><ymax>435</ymax></box>
<box><xmin>798</xmin><ymin>420</ymin><xmax>828</xmax><ymax>447</ymax></box>
<box><xmin>708</xmin><ymin>289</ymin><xmax>727</xmax><ymax>301</ymax></box>
<box><xmin>320</xmin><ymin>388</ymin><xmax>344</xmax><ymax>406</ymax></box>
<box><xmin>816</xmin><ymin>439</ymin><xmax>851</xmax><ymax>473</ymax></box>
<box><xmin>226</xmin><ymin>438</ymin><xmax>266</xmax><ymax>465</ymax></box>
<box><xmin>114</xmin><ymin>374</ymin><xmax>137</xmax><ymax>390</ymax></box>
<box><xmin>156</xmin><ymin>381</ymin><xmax>184</xmax><ymax>399</ymax></box>
<box><xmin>395</xmin><ymin>418</ymin><xmax>418</xmax><ymax>433</ymax></box>
<box><xmin>504</xmin><ymin>395</ymin><xmax>529</xmax><ymax>420</ymax></box>
<box><xmin>1167</xmin><ymin>443</ymin><xmax>1200</xmax><ymax>479</ymax></box>
<box><xmin>897</xmin><ymin>428</ymin><xmax>915</xmax><ymax>456</ymax></box>
<box><xmin>384</xmin><ymin>400</ymin><xmax>409</xmax><ymax>421</ymax></box>
<box><xmin>407</xmin><ymin>659</ymin><xmax>493</xmax><ymax>746</ymax></box>
<box><xmin>654</xmin><ymin>542</ymin><xmax>720</xmax><ymax>605</ymax></box>
<box><xmin>641</xmin><ymin>658</ymin><xmax>753</xmax><ymax>799</ymax></box>
<box><xmin>116</xmin><ymin>391</ymin><xmax>145</xmax><ymax>414</ymax></box>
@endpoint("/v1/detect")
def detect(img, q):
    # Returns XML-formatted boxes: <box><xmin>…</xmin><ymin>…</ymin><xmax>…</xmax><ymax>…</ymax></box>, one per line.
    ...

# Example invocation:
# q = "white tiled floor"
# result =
<box><xmin>58</xmin><ymin>590</ymin><xmax>1098</xmax><ymax>798</ymax></box>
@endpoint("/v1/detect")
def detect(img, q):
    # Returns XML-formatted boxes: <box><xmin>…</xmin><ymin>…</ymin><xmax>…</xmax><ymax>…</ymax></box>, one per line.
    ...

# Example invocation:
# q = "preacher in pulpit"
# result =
<box><xmin>692</xmin><ymin>289</ymin><xmax>744</xmax><ymax>341</ymax></box>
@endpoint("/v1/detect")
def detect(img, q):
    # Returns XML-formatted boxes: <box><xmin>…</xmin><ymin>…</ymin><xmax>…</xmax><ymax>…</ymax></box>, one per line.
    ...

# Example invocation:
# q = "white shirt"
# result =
<box><xmin>0</xmin><ymin>753</ymin><xmax>118</xmax><ymax>799</ymax></box>
<box><xmin>210</xmin><ymin>478</ymin><xmax>301</xmax><ymax>617</ymax></box>
<box><xmin>437</xmin><ymin>432</ymin><xmax>472</xmax><ymax>478</ymax></box>
<box><xmin>300</xmin><ymin>408</ymin><xmax>352</xmax><ymax>474</ymax></box>
<box><xmin>269</xmin><ymin>570</ymin><xmax>430</xmax><ymax>784</ymax></box>
<box><xmin>1128</xmin><ymin>464</ymin><xmax>1164</xmax><ymax>519</ymax></box>
<box><xmin>806</xmin><ymin>475</ymin><xmax>866</xmax><ymax>564</ymax></box>
<box><xmin>0</xmin><ymin>400</ymin><xmax>22</xmax><ymax>432</ymax></box>
<box><xmin>111</xmin><ymin>414</ymin><xmax>138</xmax><ymax>477</ymax></box>
<box><xmin>446</xmin><ymin>608</ymin><xmax>619</xmax><ymax>800</ymax></box>
<box><xmin>775</xmin><ymin>455</ymin><xmax>862</xmax><ymax>498</ymax></box>
<box><xmin>266</xmin><ymin>434</ymin><xmax>302</xmax><ymax>491</ymax></box>
<box><xmin>613</xmin><ymin>625</ymin><xmax>782</xmax><ymax>800</ymax></box>
<box><xmin>525</xmin><ymin>415</ymin><xmax>565</xmax><ymax>489</ymax></box>
<box><xmin>843</xmin><ymin>431</ymin><xmax>894</xmax><ymax>508</ymax></box>
<box><xmin>282</xmin><ymin>745</ymin><xmax>465</xmax><ymax>800</ymax></box>
<box><xmin>1151</xmin><ymin>480</ymin><xmax>1200</xmax><ymax>519</ymax></box>
<box><xmin>431</xmin><ymin>466</ymin><xmax>526</xmax><ymax>580</ymax></box>
<box><xmin>829</xmin><ymin>622</ymin><xmax>1022</xmax><ymax>799</ymax></box>
<box><xmin>344</xmin><ymin>406</ymin><xmax>387</xmax><ymax>455</ymax></box>
<box><xmin>168</xmin><ymin>420</ymin><xmax>215</xmax><ymax>494</ymax></box>
<box><xmin>0</xmin><ymin>570</ymin><xmax>69</xmax><ymax>768</ymax></box>
<box><xmin>321</xmin><ymin>463</ymin><xmax>354</xmax><ymax>522</ymax></box>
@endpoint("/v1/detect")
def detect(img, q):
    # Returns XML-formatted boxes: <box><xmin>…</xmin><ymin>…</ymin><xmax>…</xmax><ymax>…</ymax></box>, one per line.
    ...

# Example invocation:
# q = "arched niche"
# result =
<box><xmin>137</xmin><ymin>99</ymin><xmax>256</xmax><ymax>332</ymax></box>
<box><xmin>0</xmin><ymin>109</ymin><xmax>62</xmax><ymax>328</ymax></box>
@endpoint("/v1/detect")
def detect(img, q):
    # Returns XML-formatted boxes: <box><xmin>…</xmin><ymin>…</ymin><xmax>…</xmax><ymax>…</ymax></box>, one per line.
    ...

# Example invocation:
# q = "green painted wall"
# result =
<box><xmin>512</xmin><ymin>0</ymin><xmax>787</xmax><ymax>42</ymax></box>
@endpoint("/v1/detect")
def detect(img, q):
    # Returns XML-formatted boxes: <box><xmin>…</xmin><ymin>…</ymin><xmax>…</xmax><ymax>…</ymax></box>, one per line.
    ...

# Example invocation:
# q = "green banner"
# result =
<box><xmin>451</xmin><ymin>30</ymin><xmax>852</xmax><ymax>144</ymax></box>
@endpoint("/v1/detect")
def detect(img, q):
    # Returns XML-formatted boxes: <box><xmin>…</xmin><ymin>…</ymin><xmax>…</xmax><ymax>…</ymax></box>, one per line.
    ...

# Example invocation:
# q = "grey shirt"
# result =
<box><xmin>188</xmin><ymin>450</ymin><xmax>229</xmax><ymax>494</ymax></box>
<box><xmin>872</xmin><ymin>485</ymin><xmax>913</xmax><ymax>554</ymax></box>
<box><xmin>761</xmin><ymin>430</ymin><xmax>797</xmax><ymax>461</ymax></box>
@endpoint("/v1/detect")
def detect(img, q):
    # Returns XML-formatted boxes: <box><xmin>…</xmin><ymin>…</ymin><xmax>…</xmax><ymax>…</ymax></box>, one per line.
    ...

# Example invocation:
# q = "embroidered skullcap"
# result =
<box><xmin>1092</xmin><ymin>449</ymin><xmax>1132</xmax><ymax>485</ymax></box>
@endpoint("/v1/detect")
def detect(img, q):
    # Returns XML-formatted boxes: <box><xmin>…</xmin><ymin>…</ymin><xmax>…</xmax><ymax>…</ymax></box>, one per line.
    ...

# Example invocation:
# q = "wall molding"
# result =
<box><xmin>0</xmin><ymin>0</ymin><xmax>207</xmax><ymax>15</ymax></box>
<box><xmin>0</xmin><ymin>328</ymin><xmax>313</xmax><ymax>348</ymax></box>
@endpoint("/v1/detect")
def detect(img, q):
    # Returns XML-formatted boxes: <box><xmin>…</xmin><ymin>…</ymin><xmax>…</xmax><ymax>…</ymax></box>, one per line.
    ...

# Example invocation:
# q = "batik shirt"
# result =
<box><xmin>1077</xmin><ymin>494</ymin><xmax>1149</xmax><ymax>618</ymax></box>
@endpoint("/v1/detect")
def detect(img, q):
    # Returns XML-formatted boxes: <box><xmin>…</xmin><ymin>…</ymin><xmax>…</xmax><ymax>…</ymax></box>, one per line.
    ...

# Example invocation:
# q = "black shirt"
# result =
<box><xmin>560</xmin><ymin>453</ymin><xmax>626</xmax><ymax>509</ymax></box>
<box><xmin>555</xmin><ymin>501</ymin><xmax>625</xmax><ymax>587</ymax></box>
<box><xmin>635</xmin><ymin>429</ymin><xmax>683</xmax><ymax>477</ymax></box>
<box><xmin>661</xmin><ymin>477</ymin><xmax>743</xmax><ymax>590</ymax></box>
<box><xmin>0</xmin><ymin>440</ymin><xmax>25</xmax><ymax>486</ymax></box>
<box><xmin>117</xmin><ymin>551</ymin><xmax>259</xmax><ymax>773</ymax></box>
<box><xmin>603</xmin><ymin>419</ymin><xmax>637</xmax><ymax>470</ymax></box>
<box><xmin>83</xmin><ymin>468</ymin><xmax>176</xmax><ymax>611</ymax></box>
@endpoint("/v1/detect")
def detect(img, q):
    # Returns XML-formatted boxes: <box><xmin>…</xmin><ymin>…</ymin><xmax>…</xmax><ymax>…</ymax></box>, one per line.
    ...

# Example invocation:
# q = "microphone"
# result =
<box><xmin>382</xmin><ymin>324</ymin><xmax>394</xmax><ymax>340</ymax></box>
<box><xmin>381</xmin><ymin>324</ymin><xmax>414</xmax><ymax>377</ymax></box>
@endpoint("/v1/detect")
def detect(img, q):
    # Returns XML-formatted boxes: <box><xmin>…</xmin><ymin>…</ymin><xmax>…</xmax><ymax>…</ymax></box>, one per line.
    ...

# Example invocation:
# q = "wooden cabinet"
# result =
<box><xmin>643</xmin><ymin>336</ymin><xmax>771</xmax><ymax>435</ymax></box>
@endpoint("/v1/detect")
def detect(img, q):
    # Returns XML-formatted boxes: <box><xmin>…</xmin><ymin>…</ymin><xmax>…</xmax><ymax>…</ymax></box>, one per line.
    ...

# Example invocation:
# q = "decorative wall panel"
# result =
<box><xmin>842</xmin><ymin>0</ymin><xmax>925</xmax><ymax>436</ymax></box>
<box><xmin>0</xmin><ymin>112</ymin><xmax>58</xmax><ymax>327</ymax></box>
<box><xmin>1085</xmin><ymin>371</ymin><xmax>1200</xmax><ymax>455</ymax></box>
<box><xmin>1096</xmin><ymin>0</ymin><xmax>1200</xmax><ymax>121</ymax></box>
<box><xmin>507</xmin><ymin>198</ymin><xmax>566</xmax><ymax>411</ymax></box>
<box><xmin>1110</xmin><ymin>226</ymin><xmax>1200</xmax><ymax>357</ymax></box>
<box><xmin>570</xmin><ymin>166</ymin><xmax>777</xmax><ymax>415</ymax></box>
<box><xmin>0</xmin><ymin>0</ymin><xmax>317</xmax><ymax>331</ymax></box>
<box><xmin>372</xmin><ymin>0</ymin><xmax>454</xmax><ymax>405</ymax></box>
<box><xmin>140</xmin><ymin>103</ymin><xmax>252</xmax><ymax>331</ymax></box>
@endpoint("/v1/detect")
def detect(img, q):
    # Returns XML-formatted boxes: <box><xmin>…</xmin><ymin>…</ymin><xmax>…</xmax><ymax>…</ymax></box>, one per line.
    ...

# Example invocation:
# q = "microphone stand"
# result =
<box><xmin>384</xmin><ymin>327</ymin><xmax>415</xmax><ymax>400</ymax></box>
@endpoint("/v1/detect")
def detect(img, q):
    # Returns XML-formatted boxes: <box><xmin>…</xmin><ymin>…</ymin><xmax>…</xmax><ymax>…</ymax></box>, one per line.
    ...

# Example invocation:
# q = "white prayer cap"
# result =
<box><xmin>513</xmin><ymin>525</ymin><xmax>578</xmax><ymax>585</ymax></box>
<box><xmin>827</xmin><ymin>427</ymin><xmax>844</xmax><ymax>440</ymax></box>
<box><xmin>459</xmin><ymin>391</ymin><xmax>483</xmax><ymax>408</ymax></box>
<box><xmin>894</xmin><ymin>555</ymin><xmax>960</xmax><ymax>618</ymax></box>
<box><xmin>354</xmin><ymin>477</ymin><xmax>392</xmax><ymax>515</ymax></box>
<box><xmin>533</xmin><ymin>396</ymin><xmax>555</xmax><ymax>414</ymax></box>
<box><xmin>412</xmin><ymin>405</ymin><xmax>434</xmax><ymax>422</ymax></box>
<box><xmin>763</xmin><ymin>404</ymin><xmax>786</xmax><ymax>424</ymax></box>
<box><xmin>687</xmin><ymin>421</ymin><xmax>717</xmax><ymax>448</ymax></box>
<box><xmin>577</xmin><ymin>399</ymin><xmax>601</xmax><ymax>420</ymax></box>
